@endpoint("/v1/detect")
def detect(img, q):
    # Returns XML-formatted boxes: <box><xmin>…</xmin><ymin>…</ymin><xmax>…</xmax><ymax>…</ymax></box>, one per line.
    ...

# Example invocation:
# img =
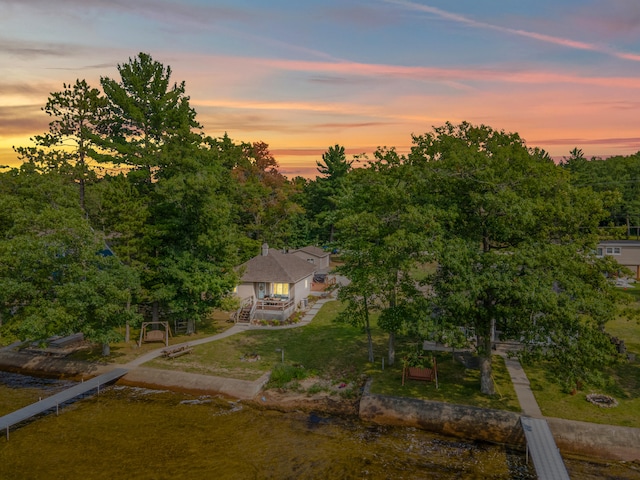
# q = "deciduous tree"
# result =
<box><xmin>333</xmin><ymin>148</ymin><xmax>437</xmax><ymax>365</ymax></box>
<box><xmin>0</xmin><ymin>165</ymin><xmax>140</xmax><ymax>353</ymax></box>
<box><xmin>409</xmin><ymin>122</ymin><xmax>621</xmax><ymax>394</ymax></box>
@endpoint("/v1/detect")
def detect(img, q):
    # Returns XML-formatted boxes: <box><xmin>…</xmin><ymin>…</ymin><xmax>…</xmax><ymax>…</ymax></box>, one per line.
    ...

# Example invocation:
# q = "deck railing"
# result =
<box><xmin>256</xmin><ymin>298</ymin><xmax>295</xmax><ymax>311</ymax></box>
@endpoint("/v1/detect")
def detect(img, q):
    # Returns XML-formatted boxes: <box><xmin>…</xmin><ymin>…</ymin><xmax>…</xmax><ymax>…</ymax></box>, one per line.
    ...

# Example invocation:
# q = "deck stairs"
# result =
<box><xmin>235</xmin><ymin>297</ymin><xmax>256</xmax><ymax>324</ymax></box>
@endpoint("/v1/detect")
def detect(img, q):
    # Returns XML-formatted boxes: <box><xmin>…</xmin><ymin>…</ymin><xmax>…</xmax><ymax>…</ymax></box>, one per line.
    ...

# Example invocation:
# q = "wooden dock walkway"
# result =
<box><xmin>521</xmin><ymin>416</ymin><xmax>570</xmax><ymax>480</ymax></box>
<box><xmin>0</xmin><ymin>367</ymin><xmax>128</xmax><ymax>439</ymax></box>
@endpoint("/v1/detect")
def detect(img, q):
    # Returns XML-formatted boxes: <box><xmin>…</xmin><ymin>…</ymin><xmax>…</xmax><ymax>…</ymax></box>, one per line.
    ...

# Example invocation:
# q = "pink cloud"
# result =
<box><xmin>0</xmin><ymin>106</ymin><xmax>48</xmax><ymax>135</ymax></box>
<box><xmin>270</xmin><ymin>147</ymin><xmax>372</xmax><ymax>157</ymax></box>
<box><xmin>242</xmin><ymin>56</ymin><xmax>640</xmax><ymax>90</ymax></box>
<box><xmin>532</xmin><ymin>136</ymin><xmax>640</xmax><ymax>147</ymax></box>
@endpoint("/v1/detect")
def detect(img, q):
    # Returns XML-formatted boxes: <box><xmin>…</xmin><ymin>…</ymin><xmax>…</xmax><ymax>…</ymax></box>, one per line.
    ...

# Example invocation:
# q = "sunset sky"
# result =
<box><xmin>2</xmin><ymin>0</ymin><xmax>640</xmax><ymax>178</ymax></box>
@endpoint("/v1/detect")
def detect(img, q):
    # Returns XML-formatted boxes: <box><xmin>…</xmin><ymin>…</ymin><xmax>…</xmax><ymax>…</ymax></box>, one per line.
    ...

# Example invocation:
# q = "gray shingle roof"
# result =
<box><xmin>290</xmin><ymin>246</ymin><xmax>330</xmax><ymax>258</ymax></box>
<box><xmin>599</xmin><ymin>240</ymin><xmax>640</xmax><ymax>247</ymax></box>
<box><xmin>239</xmin><ymin>249</ymin><xmax>316</xmax><ymax>283</ymax></box>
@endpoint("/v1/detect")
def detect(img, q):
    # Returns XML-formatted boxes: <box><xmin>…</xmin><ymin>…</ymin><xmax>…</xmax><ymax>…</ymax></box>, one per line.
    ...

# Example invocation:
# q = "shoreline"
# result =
<box><xmin>1</xmin><ymin>350</ymin><xmax>639</xmax><ymax>463</ymax></box>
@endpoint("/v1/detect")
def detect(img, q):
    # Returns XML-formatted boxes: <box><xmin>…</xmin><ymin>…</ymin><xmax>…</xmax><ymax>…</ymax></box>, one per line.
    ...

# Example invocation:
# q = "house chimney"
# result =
<box><xmin>261</xmin><ymin>243</ymin><xmax>269</xmax><ymax>256</ymax></box>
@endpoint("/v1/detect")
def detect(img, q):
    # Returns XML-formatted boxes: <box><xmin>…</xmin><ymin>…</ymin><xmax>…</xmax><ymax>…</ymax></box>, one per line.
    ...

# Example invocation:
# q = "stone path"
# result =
<box><xmin>502</xmin><ymin>356</ymin><xmax>543</xmax><ymax>417</ymax></box>
<box><xmin>128</xmin><ymin>304</ymin><xmax>544</xmax><ymax>415</ymax></box>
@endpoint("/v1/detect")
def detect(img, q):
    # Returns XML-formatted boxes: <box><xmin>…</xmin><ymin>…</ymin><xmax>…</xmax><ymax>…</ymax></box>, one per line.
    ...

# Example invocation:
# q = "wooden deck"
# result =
<box><xmin>0</xmin><ymin>368</ymin><xmax>128</xmax><ymax>439</ymax></box>
<box><xmin>521</xmin><ymin>416</ymin><xmax>570</xmax><ymax>480</ymax></box>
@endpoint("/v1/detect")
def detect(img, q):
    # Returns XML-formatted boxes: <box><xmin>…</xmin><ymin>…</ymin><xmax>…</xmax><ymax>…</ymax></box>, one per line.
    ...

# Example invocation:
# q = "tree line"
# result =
<box><xmin>1</xmin><ymin>53</ymin><xmax>637</xmax><ymax>393</ymax></box>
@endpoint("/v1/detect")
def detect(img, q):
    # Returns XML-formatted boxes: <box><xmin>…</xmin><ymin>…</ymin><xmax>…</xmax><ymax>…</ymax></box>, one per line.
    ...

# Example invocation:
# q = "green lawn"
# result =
<box><xmin>368</xmin><ymin>352</ymin><xmax>521</xmax><ymax>412</ymax></box>
<box><xmin>524</xmin><ymin>287</ymin><xmax>640</xmax><ymax>428</ymax></box>
<box><xmin>145</xmin><ymin>300</ymin><xmax>521</xmax><ymax>412</ymax></box>
<box><xmin>525</xmin><ymin>359</ymin><xmax>640</xmax><ymax>428</ymax></box>
<box><xmin>69</xmin><ymin>310</ymin><xmax>236</xmax><ymax>364</ymax></box>
<box><xmin>78</xmin><ymin>293</ymin><xmax>640</xmax><ymax>426</ymax></box>
<box><xmin>147</xmin><ymin>301</ymin><xmax>373</xmax><ymax>385</ymax></box>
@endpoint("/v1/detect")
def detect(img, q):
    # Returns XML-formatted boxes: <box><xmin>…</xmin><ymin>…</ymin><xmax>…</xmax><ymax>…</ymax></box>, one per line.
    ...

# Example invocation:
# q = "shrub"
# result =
<box><xmin>268</xmin><ymin>363</ymin><xmax>309</xmax><ymax>388</ymax></box>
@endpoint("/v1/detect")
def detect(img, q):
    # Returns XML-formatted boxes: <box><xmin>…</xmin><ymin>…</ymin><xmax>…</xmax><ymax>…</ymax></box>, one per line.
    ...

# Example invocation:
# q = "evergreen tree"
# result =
<box><xmin>86</xmin><ymin>53</ymin><xmax>239</xmax><ymax>324</ymax></box>
<box><xmin>14</xmin><ymin>79</ymin><xmax>106</xmax><ymax>211</ymax></box>
<box><xmin>305</xmin><ymin>144</ymin><xmax>354</xmax><ymax>244</ymax></box>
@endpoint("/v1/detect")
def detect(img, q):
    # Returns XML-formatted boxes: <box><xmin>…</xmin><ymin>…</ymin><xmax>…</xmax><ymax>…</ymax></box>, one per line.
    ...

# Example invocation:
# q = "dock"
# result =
<box><xmin>521</xmin><ymin>416</ymin><xmax>570</xmax><ymax>480</ymax></box>
<box><xmin>0</xmin><ymin>367</ymin><xmax>128</xmax><ymax>439</ymax></box>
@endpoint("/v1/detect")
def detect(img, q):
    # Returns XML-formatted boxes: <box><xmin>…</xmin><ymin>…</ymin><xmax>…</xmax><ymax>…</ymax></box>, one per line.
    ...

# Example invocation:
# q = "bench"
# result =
<box><xmin>401</xmin><ymin>360</ymin><xmax>438</xmax><ymax>386</ymax></box>
<box><xmin>161</xmin><ymin>344</ymin><xmax>193</xmax><ymax>359</ymax></box>
<box><xmin>49</xmin><ymin>333</ymin><xmax>84</xmax><ymax>348</ymax></box>
<box><xmin>145</xmin><ymin>330</ymin><xmax>165</xmax><ymax>343</ymax></box>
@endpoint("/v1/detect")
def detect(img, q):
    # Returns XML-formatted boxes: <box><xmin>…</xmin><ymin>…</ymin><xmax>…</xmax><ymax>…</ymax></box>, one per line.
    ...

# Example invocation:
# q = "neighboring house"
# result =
<box><xmin>234</xmin><ymin>243</ymin><xmax>317</xmax><ymax>323</ymax></box>
<box><xmin>597</xmin><ymin>240</ymin><xmax>640</xmax><ymax>280</ymax></box>
<box><xmin>288</xmin><ymin>246</ymin><xmax>331</xmax><ymax>272</ymax></box>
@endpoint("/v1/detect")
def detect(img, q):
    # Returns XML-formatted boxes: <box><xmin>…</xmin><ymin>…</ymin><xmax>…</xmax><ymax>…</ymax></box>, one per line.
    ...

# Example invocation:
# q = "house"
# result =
<box><xmin>597</xmin><ymin>240</ymin><xmax>640</xmax><ymax>280</ymax></box>
<box><xmin>234</xmin><ymin>243</ymin><xmax>317</xmax><ymax>323</ymax></box>
<box><xmin>288</xmin><ymin>246</ymin><xmax>331</xmax><ymax>272</ymax></box>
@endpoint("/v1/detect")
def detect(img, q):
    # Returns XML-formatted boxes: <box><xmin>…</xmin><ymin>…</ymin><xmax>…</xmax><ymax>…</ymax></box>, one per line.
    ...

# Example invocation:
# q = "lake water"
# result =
<box><xmin>0</xmin><ymin>372</ymin><xmax>637</xmax><ymax>479</ymax></box>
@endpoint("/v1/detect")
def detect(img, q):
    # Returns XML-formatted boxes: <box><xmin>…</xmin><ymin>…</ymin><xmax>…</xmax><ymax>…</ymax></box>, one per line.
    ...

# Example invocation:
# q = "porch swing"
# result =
<box><xmin>138</xmin><ymin>321</ymin><xmax>171</xmax><ymax>347</ymax></box>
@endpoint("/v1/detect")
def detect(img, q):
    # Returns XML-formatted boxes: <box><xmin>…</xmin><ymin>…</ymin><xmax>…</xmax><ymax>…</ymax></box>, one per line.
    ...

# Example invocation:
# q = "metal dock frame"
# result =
<box><xmin>521</xmin><ymin>416</ymin><xmax>570</xmax><ymax>480</ymax></box>
<box><xmin>0</xmin><ymin>368</ymin><xmax>128</xmax><ymax>440</ymax></box>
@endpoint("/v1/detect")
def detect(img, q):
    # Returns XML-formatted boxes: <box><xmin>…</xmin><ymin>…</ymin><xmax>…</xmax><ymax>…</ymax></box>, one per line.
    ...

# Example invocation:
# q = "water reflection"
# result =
<box><xmin>0</xmin><ymin>371</ymin><xmax>75</xmax><ymax>391</ymax></box>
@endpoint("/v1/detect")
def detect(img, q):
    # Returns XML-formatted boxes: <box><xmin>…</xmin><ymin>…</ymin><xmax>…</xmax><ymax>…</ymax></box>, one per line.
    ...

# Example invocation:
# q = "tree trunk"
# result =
<box><xmin>479</xmin><ymin>354</ymin><xmax>495</xmax><ymax>395</ymax></box>
<box><xmin>388</xmin><ymin>331</ymin><xmax>396</xmax><ymax>366</ymax></box>
<box><xmin>152</xmin><ymin>301</ymin><xmax>159</xmax><ymax>322</ymax></box>
<box><xmin>79</xmin><ymin>172</ymin><xmax>85</xmax><ymax>215</ymax></box>
<box><xmin>478</xmin><ymin>334</ymin><xmax>495</xmax><ymax>395</ymax></box>
<box><xmin>79</xmin><ymin>141</ymin><xmax>86</xmax><ymax>214</ymax></box>
<box><xmin>102</xmin><ymin>342</ymin><xmax>111</xmax><ymax>357</ymax></box>
<box><xmin>364</xmin><ymin>297</ymin><xmax>374</xmax><ymax>363</ymax></box>
<box><xmin>125</xmin><ymin>296</ymin><xmax>131</xmax><ymax>342</ymax></box>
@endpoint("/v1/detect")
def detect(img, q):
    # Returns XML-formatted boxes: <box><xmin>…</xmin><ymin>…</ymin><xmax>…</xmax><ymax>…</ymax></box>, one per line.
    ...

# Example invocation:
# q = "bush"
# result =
<box><xmin>268</xmin><ymin>363</ymin><xmax>310</xmax><ymax>388</ymax></box>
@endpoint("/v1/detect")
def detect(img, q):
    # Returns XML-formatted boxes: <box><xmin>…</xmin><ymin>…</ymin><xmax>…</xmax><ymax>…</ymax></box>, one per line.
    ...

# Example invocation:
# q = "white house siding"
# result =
<box><xmin>289</xmin><ymin>247</ymin><xmax>331</xmax><ymax>272</ymax></box>
<box><xmin>598</xmin><ymin>240</ymin><xmax>640</xmax><ymax>279</ymax></box>
<box><xmin>234</xmin><ymin>244</ymin><xmax>318</xmax><ymax>321</ymax></box>
<box><xmin>237</xmin><ymin>278</ymin><xmax>311</xmax><ymax>303</ymax></box>
<box><xmin>291</xmin><ymin>276</ymin><xmax>312</xmax><ymax>306</ymax></box>
<box><xmin>236</xmin><ymin>284</ymin><xmax>255</xmax><ymax>301</ymax></box>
